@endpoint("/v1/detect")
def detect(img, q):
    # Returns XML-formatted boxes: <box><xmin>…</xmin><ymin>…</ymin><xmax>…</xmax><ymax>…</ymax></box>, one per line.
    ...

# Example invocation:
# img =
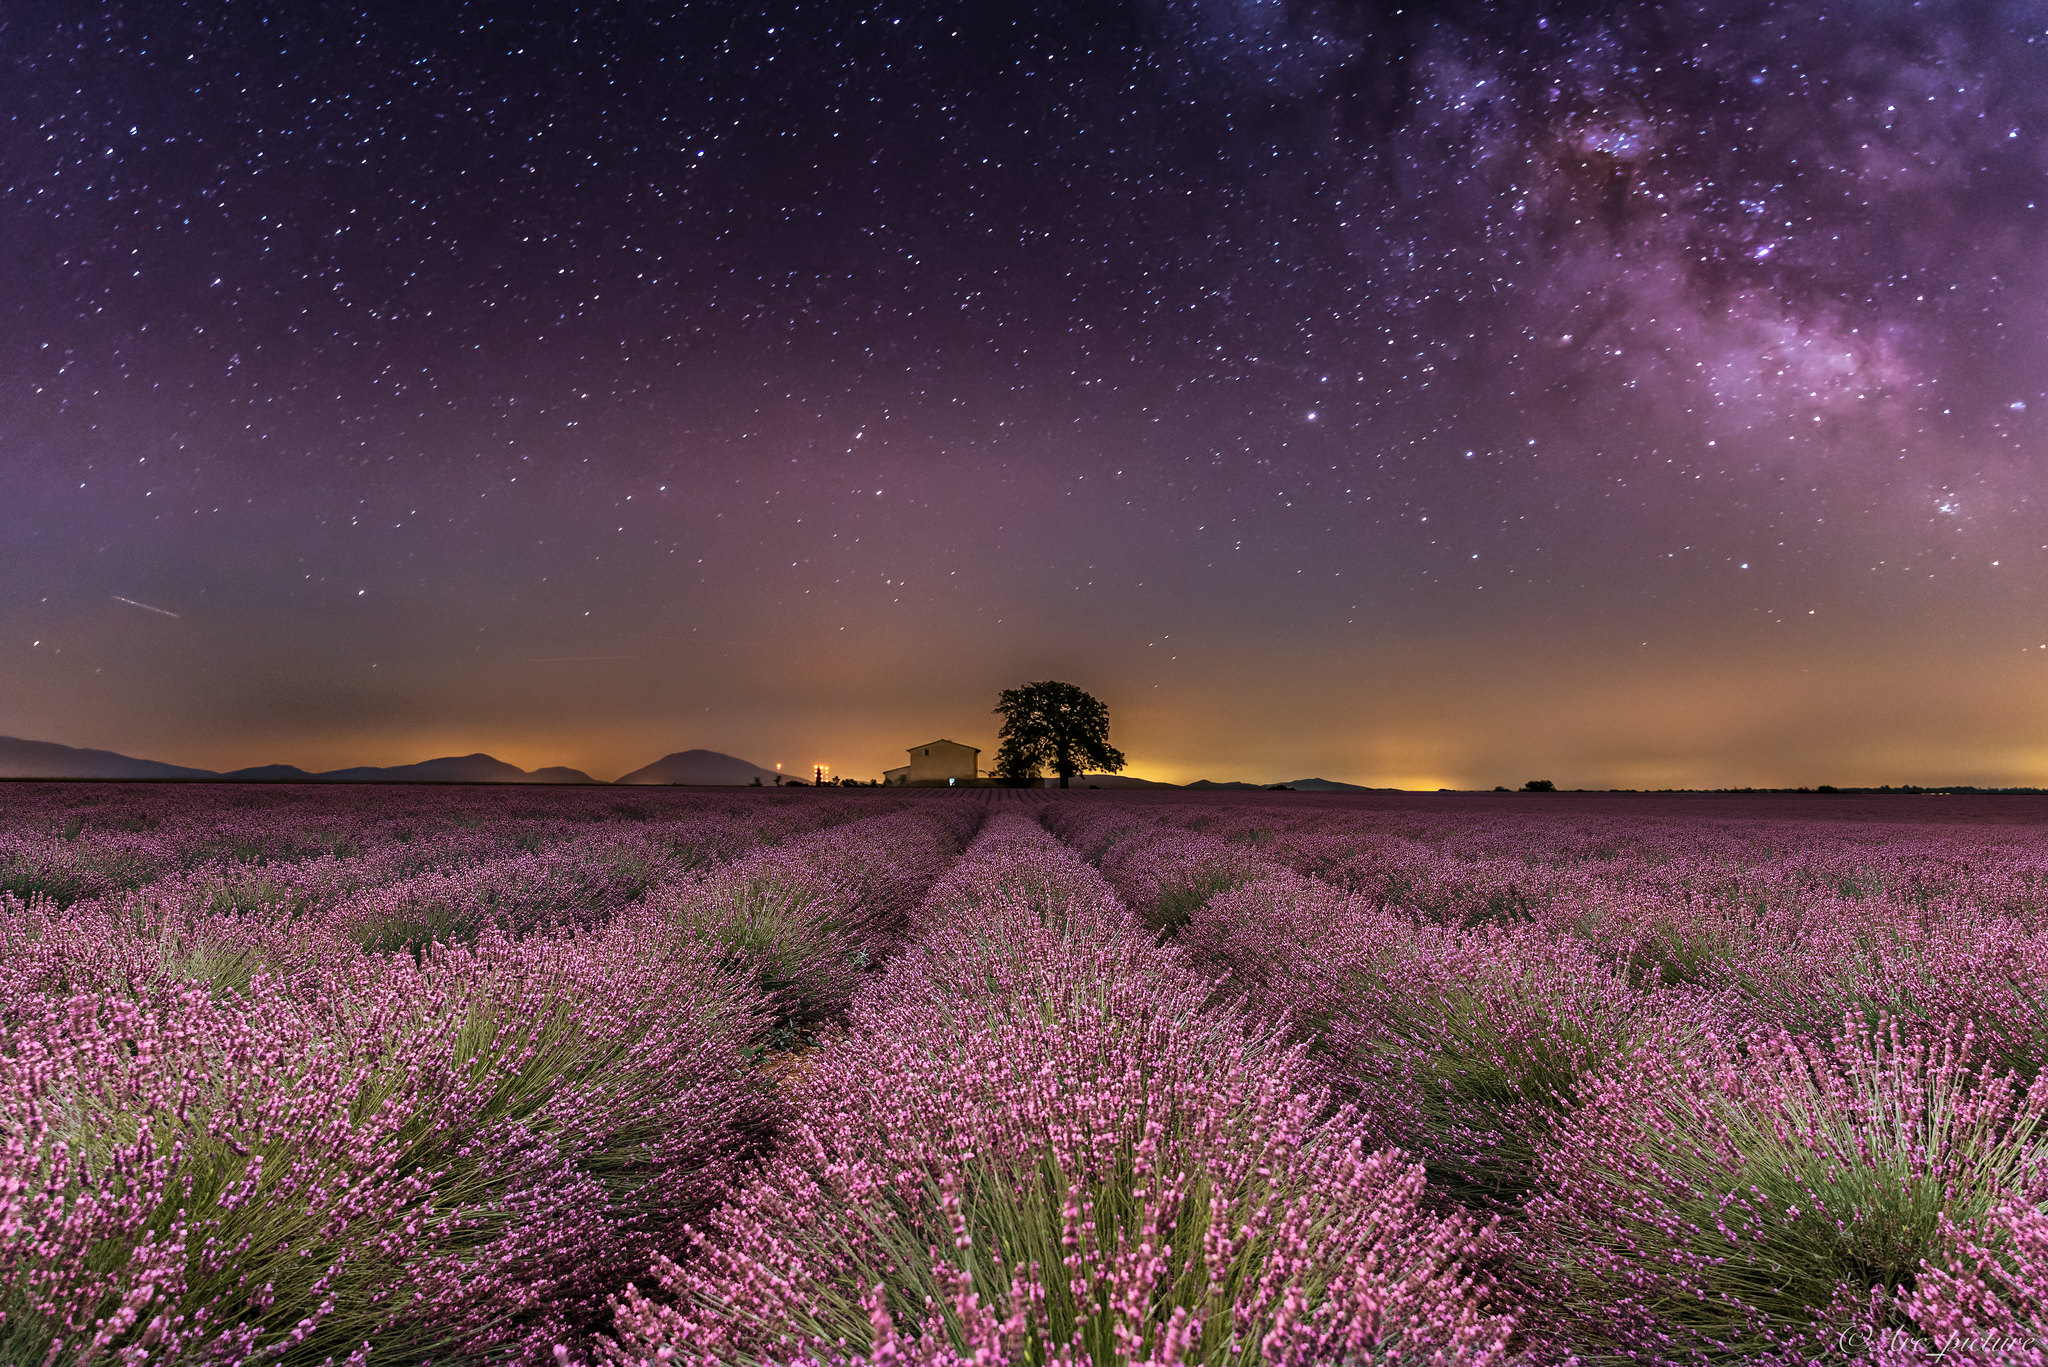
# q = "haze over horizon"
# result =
<box><xmin>8</xmin><ymin>3</ymin><xmax>2047</xmax><ymax>790</ymax></box>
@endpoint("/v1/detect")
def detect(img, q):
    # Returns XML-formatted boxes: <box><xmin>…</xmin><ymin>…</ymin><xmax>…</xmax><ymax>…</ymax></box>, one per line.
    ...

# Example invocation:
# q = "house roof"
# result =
<box><xmin>909</xmin><ymin>738</ymin><xmax>979</xmax><ymax>753</ymax></box>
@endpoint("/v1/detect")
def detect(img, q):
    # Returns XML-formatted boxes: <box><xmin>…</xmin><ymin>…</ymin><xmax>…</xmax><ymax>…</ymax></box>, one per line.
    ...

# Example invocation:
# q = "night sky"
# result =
<box><xmin>6</xmin><ymin>2</ymin><xmax>2047</xmax><ymax>788</ymax></box>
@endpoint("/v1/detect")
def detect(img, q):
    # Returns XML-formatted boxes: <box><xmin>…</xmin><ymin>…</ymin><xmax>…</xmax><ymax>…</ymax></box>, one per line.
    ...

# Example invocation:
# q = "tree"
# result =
<box><xmin>993</xmin><ymin>680</ymin><xmax>1125</xmax><ymax>789</ymax></box>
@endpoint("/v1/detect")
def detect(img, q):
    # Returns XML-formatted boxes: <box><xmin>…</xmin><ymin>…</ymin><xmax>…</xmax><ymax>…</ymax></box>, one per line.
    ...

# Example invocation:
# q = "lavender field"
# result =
<box><xmin>7</xmin><ymin>785</ymin><xmax>2048</xmax><ymax>1365</ymax></box>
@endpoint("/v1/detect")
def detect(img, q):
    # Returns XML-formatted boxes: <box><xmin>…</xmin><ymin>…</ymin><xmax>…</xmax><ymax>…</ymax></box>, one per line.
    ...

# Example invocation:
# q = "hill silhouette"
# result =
<box><xmin>6</xmin><ymin>737</ymin><xmax>1369</xmax><ymax>791</ymax></box>
<box><xmin>614</xmin><ymin>749</ymin><xmax>786</xmax><ymax>785</ymax></box>
<box><xmin>0</xmin><ymin>736</ymin><xmax>217</xmax><ymax>780</ymax></box>
<box><xmin>316</xmin><ymin>754</ymin><xmax>549</xmax><ymax>783</ymax></box>
<box><xmin>2</xmin><ymin>737</ymin><xmax>593</xmax><ymax>784</ymax></box>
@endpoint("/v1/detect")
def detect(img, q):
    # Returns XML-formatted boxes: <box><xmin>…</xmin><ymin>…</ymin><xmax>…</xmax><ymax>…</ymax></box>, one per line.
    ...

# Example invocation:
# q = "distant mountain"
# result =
<box><xmin>310</xmin><ymin>753</ymin><xmax>583</xmax><ymax>783</ymax></box>
<box><xmin>232</xmin><ymin>755</ymin><xmax>595</xmax><ymax>783</ymax></box>
<box><xmin>1181</xmin><ymin>777</ymin><xmax>1384</xmax><ymax>792</ymax></box>
<box><xmin>615</xmin><ymin>749</ymin><xmax>786</xmax><ymax>786</ymax></box>
<box><xmin>527</xmin><ymin>766</ymin><xmax>598</xmax><ymax>784</ymax></box>
<box><xmin>220</xmin><ymin>764</ymin><xmax>318</xmax><ymax>781</ymax></box>
<box><xmin>1062</xmin><ymin>774</ymin><xmax>1179</xmax><ymax>789</ymax></box>
<box><xmin>0</xmin><ymin>736</ymin><xmax>217</xmax><ymax>780</ymax></box>
<box><xmin>0</xmin><ymin>739</ymin><xmax>1395</xmax><ymax>791</ymax></box>
<box><xmin>1</xmin><ymin>738</ymin><xmax>599</xmax><ymax>784</ymax></box>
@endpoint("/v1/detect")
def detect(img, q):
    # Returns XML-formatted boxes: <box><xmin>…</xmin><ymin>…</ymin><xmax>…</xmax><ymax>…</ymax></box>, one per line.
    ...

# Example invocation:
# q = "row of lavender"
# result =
<box><xmin>14</xmin><ymin>785</ymin><xmax>2048</xmax><ymax>1364</ymax></box>
<box><xmin>1</xmin><ymin>784</ymin><xmax>980</xmax><ymax>1364</ymax></box>
<box><xmin>0</xmin><ymin>783</ymin><xmax>866</xmax><ymax>912</ymax></box>
<box><xmin>1043</xmin><ymin>795</ymin><xmax>2048</xmax><ymax>1362</ymax></box>
<box><xmin>597</xmin><ymin>810</ymin><xmax>1516</xmax><ymax>1365</ymax></box>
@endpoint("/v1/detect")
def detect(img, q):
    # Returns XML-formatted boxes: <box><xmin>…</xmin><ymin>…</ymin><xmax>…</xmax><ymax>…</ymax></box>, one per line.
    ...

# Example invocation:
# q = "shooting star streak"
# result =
<box><xmin>113</xmin><ymin>596</ymin><xmax>181</xmax><ymax>618</ymax></box>
<box><xmin>527</xmin><ymin>655</ymin><xmax>639</xmax><ymax>663</ymax></box>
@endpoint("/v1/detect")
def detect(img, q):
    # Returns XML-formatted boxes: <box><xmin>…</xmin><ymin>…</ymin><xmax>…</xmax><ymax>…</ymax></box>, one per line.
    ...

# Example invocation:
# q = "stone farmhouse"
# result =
<box><xmin>882</xmin><ymin>739</ymin><xmax>983</xmax><ymax>786</ymax></box>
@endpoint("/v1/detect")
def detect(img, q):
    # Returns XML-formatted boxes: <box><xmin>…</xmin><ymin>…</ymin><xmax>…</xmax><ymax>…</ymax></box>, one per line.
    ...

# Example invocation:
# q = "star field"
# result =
<box><xmin>6</xmin><ymin>1</ymin><xmax>2048</xmax><ymax>787</ymax></box>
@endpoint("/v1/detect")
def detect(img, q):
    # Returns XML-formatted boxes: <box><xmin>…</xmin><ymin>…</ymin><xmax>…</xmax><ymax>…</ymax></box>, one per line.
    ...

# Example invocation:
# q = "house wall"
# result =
<box><xmin>907</xmin><ymin>740</ymin><xmax>978</xmax><ymax>783</ymax></box>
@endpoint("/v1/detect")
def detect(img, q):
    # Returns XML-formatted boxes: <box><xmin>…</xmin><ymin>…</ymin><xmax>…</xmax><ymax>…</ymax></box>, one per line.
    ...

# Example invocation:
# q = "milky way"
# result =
<box><xmin>6</xmin><ymin>2</ymin><xmax>2047</xmax><ymax>787</ymax></box>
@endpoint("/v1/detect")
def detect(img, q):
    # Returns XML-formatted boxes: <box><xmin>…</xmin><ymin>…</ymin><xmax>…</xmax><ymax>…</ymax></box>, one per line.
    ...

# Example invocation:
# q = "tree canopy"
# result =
<box><xmin>992</xmin><ymin>680</ymin><xmax>1125</xmax><ymax>789</ymax></box>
